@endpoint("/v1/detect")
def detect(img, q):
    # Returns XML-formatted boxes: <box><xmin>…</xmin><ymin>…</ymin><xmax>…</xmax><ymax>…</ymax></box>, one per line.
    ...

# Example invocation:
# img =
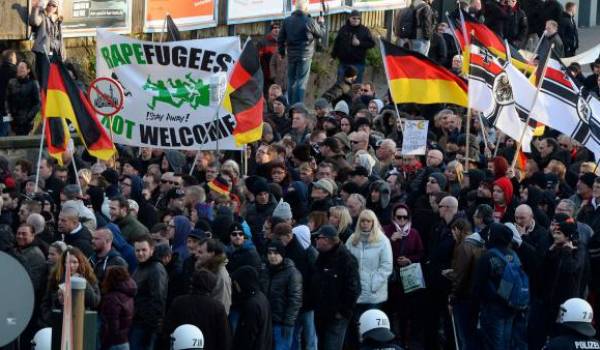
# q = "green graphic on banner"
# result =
<box><xmin>143</xmin><ymin>74</ymin><xmax>210</xmax><ymax>110</ymax></box>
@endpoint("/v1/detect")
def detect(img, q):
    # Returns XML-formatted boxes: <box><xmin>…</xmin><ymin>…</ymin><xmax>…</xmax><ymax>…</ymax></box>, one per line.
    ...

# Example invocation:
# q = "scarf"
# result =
<box><xmin>393</xmin><ymin>221</ymin><xmax>411</xmax><ymax>238</ymax></box>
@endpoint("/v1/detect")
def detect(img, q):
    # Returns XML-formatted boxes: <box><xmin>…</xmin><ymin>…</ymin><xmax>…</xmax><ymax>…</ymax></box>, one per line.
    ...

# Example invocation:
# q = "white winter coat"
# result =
<box><xmin>346</xmin><ymin>233</ymin><xmax>393</xmax><ymax>304</ymax></box>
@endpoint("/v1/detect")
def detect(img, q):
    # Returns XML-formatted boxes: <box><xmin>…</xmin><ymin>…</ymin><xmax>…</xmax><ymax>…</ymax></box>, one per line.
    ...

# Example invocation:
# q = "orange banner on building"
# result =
<box><xmin>144</xmin><ymin>0</ymin><xmax>216</xmax><ymax>32</ymax></box>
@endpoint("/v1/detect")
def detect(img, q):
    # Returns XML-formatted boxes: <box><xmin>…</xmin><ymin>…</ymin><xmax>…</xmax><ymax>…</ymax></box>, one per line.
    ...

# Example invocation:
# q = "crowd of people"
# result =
<box><xmin>2</xmin><ymin>0</ymin><xmax>600</xmax><ymax>349</ymax></box>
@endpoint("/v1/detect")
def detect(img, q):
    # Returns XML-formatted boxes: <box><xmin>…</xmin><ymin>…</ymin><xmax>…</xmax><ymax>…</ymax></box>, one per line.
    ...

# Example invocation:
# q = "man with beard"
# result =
<box><xmin>196</xmin><ymin>238</ymin><xmax>232</xmax><ymax>314</ymax></box>
<box><xmin>109</xmin><ymin>196</ymin><xmax>149</xmax><ymax>244</ymax></box>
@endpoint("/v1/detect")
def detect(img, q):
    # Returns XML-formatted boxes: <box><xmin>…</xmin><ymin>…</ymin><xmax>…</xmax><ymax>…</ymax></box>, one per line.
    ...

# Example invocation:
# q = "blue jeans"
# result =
<box><xmin>410</xmin><ymin>39</ymin><xmax>430</xmax><ymax>55</ymax></box>
<box><xmin>229</xmin><ymin>309</ymin><xmax>240</xmax><ymax>334</ymax></box>
<box><xmin>129</xmin><ymin>324</ymin><xmax>156</xmax><ymax>350</ymax></box>
<box><xmin>316</xmin><ymin>316</ymin><xmax>349</xmax><ymax>350</ymax></box>
<box><xmin>287</xmin><ymin>58</ymin><xmax>312</xmax><ymax>105</ymax></box>
<box><xmin>274</xmin><ymin>324</ymin><xmax>295</xmax><ymax>350</ymax></box>
<box><xmin>337</xmin><ymin>63</ymin><xmax>365</xmax><ymax>83</ymax></box>
<box><xmin>292</xmin><ymin>310</ymin><xmax>317</xmax><ymax>350</ymax></box>
<box><xmin>479</xmin><ymin>303</ymin><xmax>527</xmax><ymax>350</ymax></box>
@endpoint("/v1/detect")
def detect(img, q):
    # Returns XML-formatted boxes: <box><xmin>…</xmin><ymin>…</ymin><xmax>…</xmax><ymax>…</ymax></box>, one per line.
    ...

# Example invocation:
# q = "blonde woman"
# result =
<box><xmin>328</xmin><ymin>206</ymin><xmax>353</xmax><ymax>243</ymax></box>
<box><xmin>30</xmin><ymin>0</ymin><xmax>65</xmax><ymax>78</ymax></box>
<box><xmin>444</xmin><ymin>160</ymin><xmax>464</xmax><ymax>197</ymax></box>
<box><xmin>345</xmin><ymin>209</ymin><xmax>393</xmax><ymax>346</ymax></box>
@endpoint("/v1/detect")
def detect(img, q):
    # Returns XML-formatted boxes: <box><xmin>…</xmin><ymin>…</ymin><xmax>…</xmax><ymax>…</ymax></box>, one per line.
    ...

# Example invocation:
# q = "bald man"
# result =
<box><xmin>513</xmin><ymin>204</ymin><xmax>552</xmax><ymax>349</ymax></box>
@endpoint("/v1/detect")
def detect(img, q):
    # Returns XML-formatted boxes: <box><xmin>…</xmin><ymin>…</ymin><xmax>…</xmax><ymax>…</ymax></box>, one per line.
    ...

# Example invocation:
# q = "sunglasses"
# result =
<box><xmin>396</xmin><ymin>215</ymin><xmax>409</xmax><ymax>220</ymax></box>
<box><xmin>230</xmin><ymin>231</ymin><xmax>244</xmax><ymax>237</ymax></box>
<box><xmin>350</xmin><ymin>140</ymin><xmax>361</xmax><ymax>144</ymax></box>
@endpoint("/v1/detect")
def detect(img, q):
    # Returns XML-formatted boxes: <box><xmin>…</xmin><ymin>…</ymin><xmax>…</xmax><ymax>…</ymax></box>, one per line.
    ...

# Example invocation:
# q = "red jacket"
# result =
<box><xmin>100</xmin><ymin>277</ymin><xmax>137</xmax><ymax>348</ymax></box>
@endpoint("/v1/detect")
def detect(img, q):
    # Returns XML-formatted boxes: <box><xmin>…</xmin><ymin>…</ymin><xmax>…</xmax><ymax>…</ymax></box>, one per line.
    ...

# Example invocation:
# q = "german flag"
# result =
<box><xmin>380</xmin><ymin>40</ymin><xmax>468</xmax><ymax>107</ymax></box>
<box><xmin>40</xmin><ymin>57</ymin><xmax>115</xmax><ymax>164</ymax></box>
<box><xmin>223</xmin><ymin>40</ymin><xmax>264</xmax><ymax>145</ymax></box>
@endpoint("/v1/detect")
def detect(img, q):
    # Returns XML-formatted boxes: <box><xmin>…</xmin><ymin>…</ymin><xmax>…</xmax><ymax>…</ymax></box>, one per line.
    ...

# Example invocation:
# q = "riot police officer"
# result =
<box><xmin>544</xmin><ymin>298</ymin><xmax>600</xmax><ymax>350</ymax></box>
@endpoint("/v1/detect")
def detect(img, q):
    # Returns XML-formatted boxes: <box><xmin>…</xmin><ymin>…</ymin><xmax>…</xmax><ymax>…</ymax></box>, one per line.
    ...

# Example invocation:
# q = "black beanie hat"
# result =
<box><xmin>267</xmin><ymin>240</ymin><xmax>286</xmax><ymax>257</ymax></box>
<box><xmin>558</xmin><ymin>218</ymin><xmax>578</xmax><ymax>241</ymax></box>
<box><xmin>489</xmin><ymin>223</ymin><xmax>513</xmax><ymax>248</ymax></box>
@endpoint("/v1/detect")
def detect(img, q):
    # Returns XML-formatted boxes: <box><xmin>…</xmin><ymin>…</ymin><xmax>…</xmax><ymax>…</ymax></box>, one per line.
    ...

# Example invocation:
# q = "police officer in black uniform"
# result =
<box><xmin>544</xmin><ymin>298</ymin><xmax>600</xmax><ymax>350</ymax></box>
<box><xmin>358</xmin><ymin>309</ymin><xmax>404</xmax><ymax>350</ymax></box>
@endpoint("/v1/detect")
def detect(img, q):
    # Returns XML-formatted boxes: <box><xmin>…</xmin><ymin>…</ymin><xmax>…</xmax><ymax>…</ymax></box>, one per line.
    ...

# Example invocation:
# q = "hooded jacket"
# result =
<box><xmin>163</xmin><ymin>270</ymin><xmax>232</xmax><ymax>350</ymax></box>
<box><xmin>231</xmin><ymin>266</ymin><xmax>273</xmax><ymax>350</ymax></box>
<box><xmin>244</xmin><ymin>194</ymin><xmax>278</xmax><ymax>237</ymax></box>
<box><xmin>172</xmin><ymin>215</ymin><xmax>192</xmax><ymax>261</ymax></box>
<box><xmin>89</xmin><ymin>248</ymin><xmax>128</xmax><ymax>284</ymax></box>
<box><xmin>106</xmin><ymin>223</ymin><xmax>137</xmax><ymax>273</ymax></box>
<box><xmin>284</xmin><ymin>235</ymin><xmax>318</xmax><ymax>310</ymax></box>
<box><xmin>100</xmin><ymin>277</ymin><xmax>137</xmax><ymax>349</ymax></box>
<box><xmin>261</xmin><ymin>258</ymin><xmax>303</xmax><ymax>326</ymax></box>
<box><xmin>227</xmin><ymin>241</ymin><xmax>262</xmax><ymax>274</ymax></box>
<box><xmin>200</xmin><ymin>254</ymin><xmax>232</xmax><ymax>313</ymax></box>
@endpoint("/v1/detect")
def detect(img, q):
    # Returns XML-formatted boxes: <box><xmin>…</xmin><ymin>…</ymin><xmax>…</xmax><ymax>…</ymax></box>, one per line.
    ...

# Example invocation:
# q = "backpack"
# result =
<box><xmin>395</xmin><ymin>7</ymin><xmax>416</xmax><ymax>39</ymax></box>
<box><xmin>488</xmin><ymin>248</ymin><xmax>530</xmax><ymax>310</ymax></box>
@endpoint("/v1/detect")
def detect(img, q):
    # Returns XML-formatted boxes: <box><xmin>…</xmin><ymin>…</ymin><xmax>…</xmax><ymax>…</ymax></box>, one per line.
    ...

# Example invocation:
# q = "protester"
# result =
<box><xmin>331</xmin><ymin>10</ymin><xmax>375</xmax><ymax>83</ymax></box>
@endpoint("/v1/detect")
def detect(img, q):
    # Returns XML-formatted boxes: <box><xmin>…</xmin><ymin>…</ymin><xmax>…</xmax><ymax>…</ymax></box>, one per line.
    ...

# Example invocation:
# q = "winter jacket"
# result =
<box><xmin>284</xmin><ymin>235</ymin><xmax>318</xmax><ymax>310</ymax></box>
<box><xmin>428</xmin><ymin>32</ymin><xmax>448</xmax><ymax>66</ymax></box>
<box><xmin>311</xmin><ymin>243</ymin><xmax>361</xmax><ymax>321</ymax></box>
<box><xmin>89</xmin><ymin>249</ymin><xmax>128</xmax><ymax>284</ymax></box>
<box><xmin>425</xmin><ymin>217</ymin><xmax>457</xmax><ymax>292</ymax></box>
<box><xmin>484</xmin><ymin>0</ymin><xmax>510</xmax><ymax>37</ymax></box>
<box><xmin>514</xmin><ymin>222</ymin><xmax>552</xmax><ymax>300</ymax></box>
<box><xmin>278</xmin><ymin>10</ymin><xmax>326</xmax><ymax>61</ymax></box>
<box><xmin>132</xmin><ymin>257</ymin><xmax>168</xmax><ymax>331</ymax></box>
<box><xmin>17</xmin><ymin>245</ymin><xmax>47</xmax><ymax>298</ymax></box>
<box><xmin>0</xmin><ymin>61</ymin><xmax>16</xmax><ymax>116</ymax></box>
<box><xmin>5</xmin><ymin>77</ymin><xmax>40</xmax><ymax>135</ymax></box>
<box><xmin>99</xmin><ymin>277</ymin><xmax>137</xmax><ymax>349</ymax></box>
<box><xmin>114</xmin><ymin>214</ymin><xmax>149</xmax><ymax>244</ymax></box>
<box><xmin>259</xmin><ymin>33</ymin><xmax>278</xmax><ymax>85</ymax></box>
<box><xmin>472</xmin><ymin>246</ymin><xmax>520</xmax><ymax>313</ymax></box>
<box><xmin>227</xmin><ymin>242</ymin><xmax>262</xmax><ymax>273</ymax></box>
<box><xmin>450</xmin><ymin>233</ymin><xmax>486</xmax><ymax>300</ymax></box>
<box><xmin>29</xmin><ymin>6</ymin><xmax>65</xmax><ymax>58</ymax></box>
<box><xmin>164</xmin><ymin>292</ymin><xmax>232</xmax><ymax>350</ymax></box>
<box><xmin>331</xmin><ymin>21</ymin><xmax>375</xmax><ymax>65</ymax></box>
<box><xmin>383</xmin><ymin>225</ymin><xmax>424</xmax><ymax>265</ymax></box>
<box><xmin>105</xmin><ymin>223</ymin><xmax>137</xmax><ymax>273</ymax></box>
<box><xmin>63</xmin><ymin>224</ymin><xmax>94</xmax><ymax>257</ymax></box>
<box><xmin>345</xmin><ymin>233</ymin><xmax>393</xmax><ymax>304</ymax></box>
<box><xmin>540</xmin><ymin>246</ymin><xmax>582</xmax><ymax>320</ymax></box>
<box><xmin>413</xmin><ymin>0</ymin><xmax>434</xmax><ymax>40</ymax></box>
<box><xmin>559</xmin><ymin>11</ymin><xmax>579</xmax><ymax>56</ymax></box>
<box><xmin>261</xmin><ymin>258</ymin><xmax>303</xmax><ymax>326</ymax></box>
<box><xmin>538</xmin><ymin>32</ymin><xmax>565</xmax><ymax>61</ymax></box>
<box><xmin>62</xmin><ymin>199</ymin><xmax>97</xmax><ymax>230</ymax></box>
<box><xmin>231</xmin><ymin>266</ymin><xmax>273</xmax><ymax>350</ymax></box>
<box><xmin>505</xmin><ymin>6</ymin><xmax>528</xmax><ymax>48</ymax></box>
<box><xmin>172</xmin><ymin>215</ymin><xmax>191</xmax><ymax>261</ymax></box>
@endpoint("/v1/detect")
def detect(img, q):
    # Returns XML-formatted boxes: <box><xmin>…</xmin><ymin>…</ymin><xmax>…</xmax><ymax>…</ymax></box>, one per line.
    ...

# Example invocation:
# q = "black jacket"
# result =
<box><xmin>6</xmin><ymin>77</ymin><xmax>40</xmax><ymax>135</ymax></box>
<box><xmin>284</xmin><ymin>236</ymin><xmax>318</xmax><ymax>310</ymax></box>
<box><xmin>515</xmin><ymin>223</ymin><xmax>552</xmax><ymax>300</ymax></box>
<box><xmin>544</xmin><ymin>328</ymin><xmax>600</xmax><ymax>350</ymax></box>
<box><xmin>505</xmin><ymin>7</ymin><xmax>528</xmax><ymax>48</ymax></box>
<box><xmin>538</xmin><ymin>32</ymin><xmax>565</xmax><ymax>60</ymax></box>
<box><xmin>321</xmin><ymin>79</ymin><xmax>353</xmax><ymax>106</ymax></box>
<box><xmin>559</xmin><ymin>11</ymin><xmax>579</xmax><ymax>55</ymax></box>
<box><xmin>132</xmin><ymin>257</ymin><xmax>168</xmax><ymax>331</ymax></box>
<box><xmin>331</xmin><ymin>21</ymin><xmax>375</xmax><ymax>65</ymax></box>
<box><xmin>484</xmin><ymin>0</ymin><xmax>510</xmax><ymax>37</ymax></box>
<box><xmin>163</xmin><ymin>292</ymin><xmax>232</xmax><ymax>350</ymax></box>
<box><xmin>540</xmin><ymin>246</ymin><xmax>583</xmax><ymax>319</ymax></box>
<box><xmin>232</xmin><ymin>266</ymin><xmax>273</xmax><ymax>350</ymax></box>
<box><xmin>261</xmin><ymin>258</ymin><xmax>303</xmax><ymax>326</ymax></box>
<box><xmin>63</xmin><ymin>225</ymin><xmax>94</xmax><ymax>257</ymax></box>
<box><xmin>428</xmin><ymin>32</ymin><xmax>448</xmax><ymax>66</ymax></box>
<box><xmin>278</xmin><ymin>10</ymin><xmax>326</xmax><ymax>61</ymax></box>
<box><xmin>311</xmin><ymin>243</ymin><xmax>361</xmax><ymax>321</ymax></box>
<box><xmin>0</xmin><ymin>61</ymin><xmax>16</xmax><ymax>115</ymax></box>
<box><xmin>227</xmin><ymin>243</ymin><xmax>262</xmax><ymax>274</ymax></box>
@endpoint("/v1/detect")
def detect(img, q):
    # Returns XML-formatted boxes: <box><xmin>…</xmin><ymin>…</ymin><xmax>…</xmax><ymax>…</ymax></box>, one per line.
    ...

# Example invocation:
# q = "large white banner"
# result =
<box><xmin>227</xmin><ymin>0</ymin><xmax>286</xmax><ymax>24</ymax></box>
<box><xmin>95</xmin><ymin>29</ymin><xmax>242</xmax><ymax>150</ymax></box>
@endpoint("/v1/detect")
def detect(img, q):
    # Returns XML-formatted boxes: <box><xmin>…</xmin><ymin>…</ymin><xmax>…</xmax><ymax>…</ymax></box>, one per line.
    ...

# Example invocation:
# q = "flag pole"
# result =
<box><xmin>160</xmin><ymin>12</ymin><xmax>169</xmax><ymax>43</ymax></box>
<box><xmin>378</xmin><ymin>38</ymin><xmax>405</xmax><ymax>135</ymax></box>
<box><xmin>34</xmin><ymin>116</ymin><xmax>47</xmax><ymax>193</ymax></box>
<box><xmin>477</xmin><ymin>111</ymin><xmax>491</xmax><ymax>156</ymax></box>
<box><xmin>510</xmin><ymin>42</ymin><xmax>554</xmax><ymax>170</ymax></box>
<box><xmin>464</xmin><ymin>32</ymin><xmax>473</xmax><ymax>170</ymax></box>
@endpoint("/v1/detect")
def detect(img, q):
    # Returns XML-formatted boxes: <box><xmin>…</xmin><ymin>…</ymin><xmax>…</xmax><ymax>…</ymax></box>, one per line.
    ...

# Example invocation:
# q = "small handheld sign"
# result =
<box><xmin>88</xmin><ymin>77</ymin><xmax>125</xmax><ymax>117</ymax></box>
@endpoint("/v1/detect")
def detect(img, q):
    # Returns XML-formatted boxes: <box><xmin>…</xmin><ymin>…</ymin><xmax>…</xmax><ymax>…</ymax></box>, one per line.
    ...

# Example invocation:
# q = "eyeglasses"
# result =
<box><xmin>350</xmin><ymin>140</ymin><xmax>361</xmax><ymax>144</ymax></box>
<box><xmin>160</xmin><ymin>179</ymin><xmax>173</xmax><ymax>184</ymax></box>
<box><xmin>360</xmin><ymin>89</ymin><xmax>370</xmax><ymax>92</ymax></box>
<box><xmin>559</xmin><ymin>143</ymin><xmax>570</xmax><ymax>148</ymax></box>
<box><xmin>47</xmin><ymin>3</ymin><xmax>57</xmax><ymax>7</ymax></box>
<box><xmin>120</xmin><ymin>182</ymin><xmax>131</xmax><ymax>187</ymax></box>
<box><xmin>395</xmin><ymin>156</ymin><xmax>403</xmax><ymax>159</ymax></box>
<box><xmin>396</xmin><ymin>215</ymin><xmax>409</xmax><ymax>220</ymax></box>
<box><xmin>230</xmin><ymin>231</ymin><xmax>244</xmax><ymax>237</ymax></box>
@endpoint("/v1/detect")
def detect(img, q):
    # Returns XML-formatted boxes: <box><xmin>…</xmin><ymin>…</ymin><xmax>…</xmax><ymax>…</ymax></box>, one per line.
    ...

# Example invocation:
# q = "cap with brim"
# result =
<box><xmin>563</xmin><ymin>321</ymin><xmax>597</xmax><ymax>337</ymax></box>
<box><xmin>188</xmin><ymin>229</ymin><xmax>206</xmax><ymax>241</ymax></box>
<box><xmin>362</xmin><ymin>328</ymin><xmax>395</xmax><ymax>343</ymax></box>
